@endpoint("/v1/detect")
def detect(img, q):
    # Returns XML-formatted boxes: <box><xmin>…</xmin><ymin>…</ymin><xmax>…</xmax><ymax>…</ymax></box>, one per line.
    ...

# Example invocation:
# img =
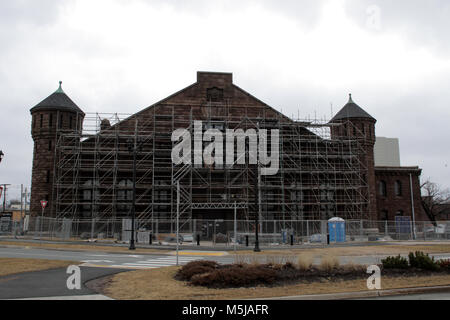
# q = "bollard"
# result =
<box><xmin>245</xmin><ymin>235</ymin><xmax>249</xmax><ymax>247</ymax></box>
<box><xmin>290</xmin><ymin>234</ymin><xmax>294</xmax><ymax>246</ymax></box>
<box><xmin>149</xmin><ymin>233</ymin><xmax>152</xmax><ymax>245</ymax></box>
<box><xmin>197</xmin><ymin>234</ymin><xmax>200</xmax><ymax>246</ymax></box>
<box><xmin>327</xmin><ymin>234</ymin><xmax>330</xmax><ymax>245</ymax></box>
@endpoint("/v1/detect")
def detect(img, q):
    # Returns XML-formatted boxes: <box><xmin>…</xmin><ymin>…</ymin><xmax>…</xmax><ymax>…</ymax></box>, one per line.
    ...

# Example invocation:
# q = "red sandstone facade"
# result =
<box><xmin>375</xmin><ymin>167</ymin><xmax>426</xmax><ymax>221</ymax></box>
<box><xmin>29</xmin><ymin>72</ymin><xmax>426</xmax><ymax>223</ymax></box>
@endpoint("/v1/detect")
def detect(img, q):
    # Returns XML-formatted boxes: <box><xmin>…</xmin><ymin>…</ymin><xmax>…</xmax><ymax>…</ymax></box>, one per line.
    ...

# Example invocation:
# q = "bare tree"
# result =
<box><xmin>421</xmin><ymin>179</ymin><xmax>450</xmax><ymax>224</ymax></box>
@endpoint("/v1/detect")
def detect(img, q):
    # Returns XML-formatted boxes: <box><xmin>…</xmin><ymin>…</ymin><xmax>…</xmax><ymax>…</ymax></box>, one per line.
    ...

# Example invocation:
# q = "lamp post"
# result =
<box><xmin>254</xmin><ymin>160</ymin><xmax>261</xmax><ymax>253</ymax></box>
<box><xmin>127</xmin><ymin>137</ymin><xmax>142</xmax><ymax>250</ymax></box>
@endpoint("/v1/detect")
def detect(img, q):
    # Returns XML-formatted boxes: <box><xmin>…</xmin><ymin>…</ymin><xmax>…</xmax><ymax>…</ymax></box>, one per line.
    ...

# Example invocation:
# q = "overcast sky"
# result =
<box><xmin>1</xmin><ymin>0</ymin><xmax>449</xmax><ymax>200</ymax></box>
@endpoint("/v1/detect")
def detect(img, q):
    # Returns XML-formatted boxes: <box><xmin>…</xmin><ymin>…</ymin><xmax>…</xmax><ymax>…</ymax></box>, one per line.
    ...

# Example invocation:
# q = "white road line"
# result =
<box><xmin>114</xmin><ymin>256</ymin><xmax>205</xmax><ymax>269</ymax></box>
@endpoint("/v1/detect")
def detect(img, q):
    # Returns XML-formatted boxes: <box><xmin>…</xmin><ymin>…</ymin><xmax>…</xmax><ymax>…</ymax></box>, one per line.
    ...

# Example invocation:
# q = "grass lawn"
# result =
<box><xmin>0</xmin><ymin>240</ymin><xmax>170</xmax><ymax>254</ymax></box>
<box><xmin>102</xmin><ymin>266</ymin><xmax>450</xmax><ymax>300</ymax></box>
<box><xmin>0</xmin><ymin>258</ymin><xmax>79</xmax><ymax>277</ymax></box>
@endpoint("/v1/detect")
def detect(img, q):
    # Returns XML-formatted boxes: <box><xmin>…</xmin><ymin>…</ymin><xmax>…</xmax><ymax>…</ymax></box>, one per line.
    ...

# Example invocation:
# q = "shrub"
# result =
<box><xmin>437</xmin><ymin>259</ymin><xmax>450</xmax><ymax>270</ymax></box>
<box><xmin>343</xmin><ymin>261</ymin><xmax>366</xmax><ymax>274</ymax></box>
<box><xmin>381</xmin><ymin>255</ymin><xmax>409</xmax><ymax>269</ymax></box>
<box><xmin>176</xmin><ymin>260</ymin><xmax>219</xmax><ymax>281</ymax></box>
<box><xmin>319</xmin><ymin>255</ymin><xmax>340</xmax><ymax>272</ymax></box>
<box><xmin>297</xmin><ymin>254</ymin><xmax>314</xmax><ymax>271</ymax></box>
<box><xmin>408</xmin><ymin>251</ymin><xmax>439</xmax><ymax>271</ymax></box>
<box><xmin>190</xmin><ymin>264</ymin><xmax>277</xmax><ymax>288</ymax></box>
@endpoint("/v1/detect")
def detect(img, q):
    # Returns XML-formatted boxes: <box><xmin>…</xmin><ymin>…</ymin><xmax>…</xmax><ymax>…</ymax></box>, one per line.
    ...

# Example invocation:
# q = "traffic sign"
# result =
<box><xmin>40</xmin><ymin>200</ymin><xmax>48</xmax><ymax>209</ymax></box>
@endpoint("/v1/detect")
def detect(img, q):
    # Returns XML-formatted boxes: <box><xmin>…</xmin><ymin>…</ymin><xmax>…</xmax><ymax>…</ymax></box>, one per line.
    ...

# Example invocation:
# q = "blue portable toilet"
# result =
<box><xmin>328</xmin><ymin>217</ymin><xmax>346</xmax><ymax>243</ymax></box>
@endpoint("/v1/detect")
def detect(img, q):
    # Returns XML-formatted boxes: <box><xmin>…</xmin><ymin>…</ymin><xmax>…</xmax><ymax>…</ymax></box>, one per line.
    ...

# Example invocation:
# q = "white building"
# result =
<box><xmin>374</xmin><ymin>137</ymin><xmax>401</xmax><ymax>167</ymax></box>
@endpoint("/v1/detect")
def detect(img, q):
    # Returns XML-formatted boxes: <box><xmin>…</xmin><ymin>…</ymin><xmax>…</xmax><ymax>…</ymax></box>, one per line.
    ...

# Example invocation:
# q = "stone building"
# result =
<box><xmin>29</xmin><ymin>72</ymin><xmax>426</xmax><ymax>224</ymax></box>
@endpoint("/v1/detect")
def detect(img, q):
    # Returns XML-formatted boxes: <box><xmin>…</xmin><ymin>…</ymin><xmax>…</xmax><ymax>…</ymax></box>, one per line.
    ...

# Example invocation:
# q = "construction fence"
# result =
<box><xmin>2</xmin><ymin>216</ymin><xmax>450</xmax><ymax>246</ymax></box>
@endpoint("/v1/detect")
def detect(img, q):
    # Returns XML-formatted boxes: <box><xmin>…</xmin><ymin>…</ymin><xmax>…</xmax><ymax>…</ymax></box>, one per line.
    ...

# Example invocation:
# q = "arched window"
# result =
<box><xmin>395</xmin><ymin>180</ymin><xmax>402</xmax><ymax>196</ymax></box>
<box><xmin>381</xmin><ymin>210</ymin><xmax>389</xmax><ymax>221</ymax></box>
<box><xmin>379</xmin><ymin>181</ymin><xmax>387</xmax><ymax>197</ymax></box>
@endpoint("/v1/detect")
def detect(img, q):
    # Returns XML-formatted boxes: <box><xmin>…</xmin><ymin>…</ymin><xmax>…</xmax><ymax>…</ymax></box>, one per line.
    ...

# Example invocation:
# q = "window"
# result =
<box><xmin>69</xmin><ymin>116</ymin><xmax>73</xmax><ymax>130</ymax></box>
<box><xmin>396</xmin><ymin>210</ymin><xmax>404</xmax><ymax>217</ymax></box>
<box><xmin>33</xmin><ymin>115</ymin><xmax>36</xmax><ymax>129</ymax></box>
<box><xmin>203</xmin><ymin>121</ymin><xmax>225</xmax><ymax>131</ymax></box>
<box><xmin>381</xmin><ymin>210</ymin><xmax>389</xmax><ymax>220</ymax></box>
<box><xmin>395</xmin><ymin>180</ymin><xmax>402</xmax><ymax>196</ymax></box>
<box><xmin>207</xmin><ymin>87</ymin><xmax>224</xmax><ymax>102</ymax></box>
<box><xmin>40</xmin><ymin>114</ymin><xmax>43</xmax><ymax>128</ymax></box>
<box><xmin>46</xmin><ymin>170</ymin><xmax>50</xmax><ymax>183</ymax></box>
<box><xmin>82</xmin><ymin>180</ymin><xmax>100</xmax><ymax>217</ymax></box>
<box><xmin>49</xmin><ymin>113</ymin><xmax>53</xmax><ymax>127</ymax></box>
<box><xmin>59</xmin><ymin>114</ymin><xmax>63</xmax><ymax>129</ymax></box>
<box><xmin>48</xmin><ymin>140</ymin><xmax>53</xmax><ymax>151</ymax></box>
<box><xmin>117</xmin><ymin>180</ymin><xmax>133</xmax><ymax>201</ymax></box>
<box><xmin>117</xmin><ymin>179</ymin><xmax>133</xmax><ymax>212</ymax></box>
<box><xmin>379</xmin><ymin>181</ymin><xmax>387</xmax><ymax>197</ymax></box>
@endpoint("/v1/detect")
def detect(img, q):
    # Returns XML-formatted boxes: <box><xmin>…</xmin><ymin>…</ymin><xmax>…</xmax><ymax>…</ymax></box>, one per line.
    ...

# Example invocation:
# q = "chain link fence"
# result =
<box><xmin>2</xmin><ymin>215</ymin><xmax>449</xmax><ymax>246</ymax></box>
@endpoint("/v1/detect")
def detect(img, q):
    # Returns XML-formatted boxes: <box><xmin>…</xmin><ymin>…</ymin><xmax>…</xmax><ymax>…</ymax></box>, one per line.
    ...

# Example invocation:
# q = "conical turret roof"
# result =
<box><xmin>30</xmin><ymin>82</ymin><xmax>84</xmax><ymax>115</ymax></box>
<box><xmin>331</xmin><ymin>94</ymin><xmax>374</xmax><ymax>122</ymax></box>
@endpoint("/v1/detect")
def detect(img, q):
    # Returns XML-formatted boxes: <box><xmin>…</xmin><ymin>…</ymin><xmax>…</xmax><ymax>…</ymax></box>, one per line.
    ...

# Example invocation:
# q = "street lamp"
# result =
<box><xmin>0</xmin><ymin>150</ymin><xmax>4</xmax><ymax>163</ymax></box>
<box><xmin>254</xmin><ymin>158</ymin><xmax>261</xmax><ymax>253</ymax></box>
<box><xmin>127</xmin><ymin>137</ymin><xmax>143</xmax><ymax>250</ymax></box>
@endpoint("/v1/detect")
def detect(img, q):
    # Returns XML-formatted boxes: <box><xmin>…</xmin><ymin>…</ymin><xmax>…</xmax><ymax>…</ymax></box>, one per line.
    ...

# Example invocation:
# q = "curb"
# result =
<box><xmin>261</xmin><ymin>285</ymin><xmax>450</xmax><ymax>300</ymax></box>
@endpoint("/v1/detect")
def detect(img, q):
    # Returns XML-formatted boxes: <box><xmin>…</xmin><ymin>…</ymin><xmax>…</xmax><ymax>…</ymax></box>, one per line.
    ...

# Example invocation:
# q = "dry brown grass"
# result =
<box><xmin>297</xmin><ymin>254</ymin><xmax>314</xmax><ymax>271</ymax></box>
<box><xmin>103</xmin><ymin>266</ymin><xmax>450</xmax><ymax>300</ymax></box>
<box><xmin>319</xmin><ymin>255</ymin><xmax>340</xmax><ymax>272</ymax></box>
<box><xmin>232</xmin><ymin>244</ymin><xmax>450</xmax><ymax>257</ymax></box>
<box><xmin>0</xmin><ymin>258</ymin><xmax>78</xmax><ymax>277</ymax></box>
<box><xmin>0</xmin><ymin>240</ymin><xmax>169</xmax><ymax>254</ymax></box>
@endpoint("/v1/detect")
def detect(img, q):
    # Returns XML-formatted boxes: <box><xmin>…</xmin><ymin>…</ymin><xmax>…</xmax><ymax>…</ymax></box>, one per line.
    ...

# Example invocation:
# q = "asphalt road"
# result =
<box><xmin>0</xmin><ymin>247</ymin><xmax>234</xmax><ymax>268</ymax></box>
<box><xmin>1</xmin><ymin>246</ymin><xmax>450</xmax><ymax>268</ymax></box>
<box><xmin>0</xmin><ymin>266</ymin><xmax>126</xmax><ymax>299</ymax></box>
<box><xmin>1</xmin><ymin>246</ymin><xmax>449</xmax><ymax>300</ymax></box>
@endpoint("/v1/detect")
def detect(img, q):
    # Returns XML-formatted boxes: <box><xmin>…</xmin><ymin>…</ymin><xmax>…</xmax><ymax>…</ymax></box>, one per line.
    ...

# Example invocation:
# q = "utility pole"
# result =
<box><xmin>127</xmin><ymin>123</ymin><xmax>142</xmax><ymax>251</ymax></box>
<box><xmin>409</xmin><ymin>174</ymin><xmax>417</xmax><ymax>240</ymax></box>
<box><xmin>234</xmin><ymin>201</ymin><xmax>237</xmax><ymax>252</ymax></box>
<box><xmin>176</xmin><ymin>181</ymin><xmax>180</xmax><ymax>266</ymax></box>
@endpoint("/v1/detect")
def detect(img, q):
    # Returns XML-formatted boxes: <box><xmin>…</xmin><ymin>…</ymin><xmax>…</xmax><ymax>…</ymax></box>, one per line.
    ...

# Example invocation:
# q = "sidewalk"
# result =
<box><xmin>260</xmin><ymin>285</ymin><xmax>450</xmax><ymax>300</ymax></box>
<box><xmin>1</xmin><ymin>236</ymin><xmax>418</xmax><ymax>252</ymax></box>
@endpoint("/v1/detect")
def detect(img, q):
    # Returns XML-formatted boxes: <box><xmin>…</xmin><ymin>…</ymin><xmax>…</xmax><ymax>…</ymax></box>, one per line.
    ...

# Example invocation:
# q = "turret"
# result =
<box><xmin>30</xmin><ymin>82</ymin><xmax>84</xmax><ymax>217</ymax></box>
<box><xmin>330</xmin><ymin>94</ymin><xmax>377</xmax><ymax>220</ymax></box>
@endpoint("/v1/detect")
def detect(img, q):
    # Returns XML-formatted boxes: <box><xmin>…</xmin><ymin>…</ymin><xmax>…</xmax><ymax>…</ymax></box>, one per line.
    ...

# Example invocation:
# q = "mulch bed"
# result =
<box><xmin>174</xmin><ymin>261</ymin><xmax>450</xmax><ymax>289</ymax></box>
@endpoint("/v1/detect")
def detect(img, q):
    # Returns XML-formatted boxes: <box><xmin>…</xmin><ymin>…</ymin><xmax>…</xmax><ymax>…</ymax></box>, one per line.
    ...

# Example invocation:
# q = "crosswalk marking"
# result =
<box><xmin>109</xmin><ymin>256</ymin><xmax>205</xmax><ymax>270</ymax></box>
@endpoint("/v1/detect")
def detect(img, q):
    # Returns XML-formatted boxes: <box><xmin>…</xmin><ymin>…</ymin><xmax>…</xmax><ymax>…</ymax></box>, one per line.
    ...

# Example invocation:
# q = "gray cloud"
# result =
<box><xmin>0</xmin><ymin>0</ymin><xmax>449</xmax><ymax>199</ymax></box>
<box><xmin>345</xmin><ymin>0</ymin><xmax>450</xmax><ymax>55</ymax></box>
<box><xmin>0</xmin><ymin>0</ymin><xmax>71</xmax><ymax>26</ymax></box>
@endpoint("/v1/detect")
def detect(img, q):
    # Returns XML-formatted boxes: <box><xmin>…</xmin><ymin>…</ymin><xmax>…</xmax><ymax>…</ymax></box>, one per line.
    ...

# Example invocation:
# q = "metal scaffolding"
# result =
<box><xmin>53</xmin><ymin>102</ymin><xmax>370</xmax><ymax>230</ymax></box>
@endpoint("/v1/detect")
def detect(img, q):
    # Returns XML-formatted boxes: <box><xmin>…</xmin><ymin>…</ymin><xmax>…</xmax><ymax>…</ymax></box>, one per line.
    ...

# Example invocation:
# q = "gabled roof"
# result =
<box><xmin>331</xmin><ymin>94</ymin><xmax>375</xmax><ymax>122</ymax></box>
<box><xmin>30</xmin><ymin>82</ymin><xmax>84</xmax><ymax>115</ymax></box>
